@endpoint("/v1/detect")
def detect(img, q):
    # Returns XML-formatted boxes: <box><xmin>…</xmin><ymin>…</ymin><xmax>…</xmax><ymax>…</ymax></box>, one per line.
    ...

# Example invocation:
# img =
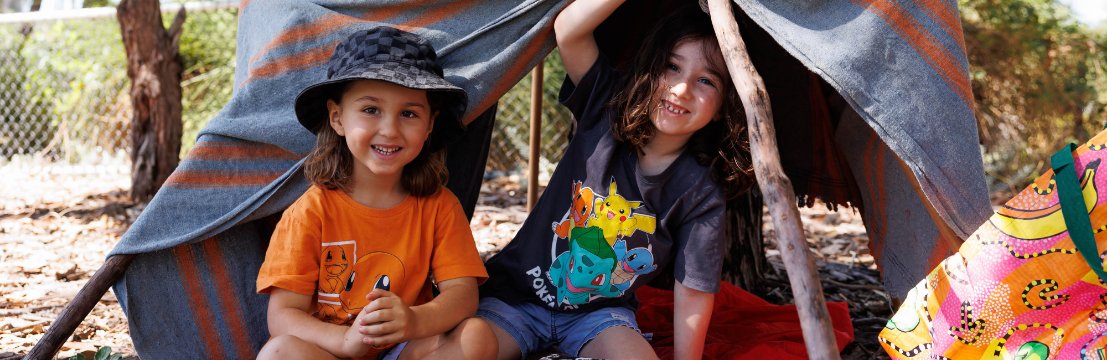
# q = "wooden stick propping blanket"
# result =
<box><xmin>705</xmin><ymin>0</ymin><xmax>841</xmax><ymax>358</ymax></box>
<box><xmin>26</xmin><ymin>254</ymin><xmax>135</xmax><ymax>360</ymax></box>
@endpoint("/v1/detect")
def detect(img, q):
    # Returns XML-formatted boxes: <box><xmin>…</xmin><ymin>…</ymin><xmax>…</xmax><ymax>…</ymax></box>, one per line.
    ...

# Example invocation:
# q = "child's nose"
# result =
<box><xmin>378</xmin><ymin>116</ymin><xmax>400</xmax><ymax>136</ymax></box>
<box><xmin>670</xmin><ymin>81</ymin><xmax>691</xmax><ymax>98</ymax></box>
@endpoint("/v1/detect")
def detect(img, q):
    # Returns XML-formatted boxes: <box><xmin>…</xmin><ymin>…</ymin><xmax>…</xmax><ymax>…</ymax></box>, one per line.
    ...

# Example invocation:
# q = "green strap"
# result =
<box><xmin>1052</xmin><ymin>143</ymin><xmax>1107</xmax><ymax>283</ymax></box>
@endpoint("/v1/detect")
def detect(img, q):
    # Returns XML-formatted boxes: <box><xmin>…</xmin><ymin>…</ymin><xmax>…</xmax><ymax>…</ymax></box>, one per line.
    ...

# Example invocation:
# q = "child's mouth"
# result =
<box><xmin>661</xmin><ymin>100</ymin><xmax>689</xmax><ymax>114</ymax></box>
<box><xmin>371</xmin><ymin>145</ymin><xmax>401</xmax><ymax>155</ymax></box>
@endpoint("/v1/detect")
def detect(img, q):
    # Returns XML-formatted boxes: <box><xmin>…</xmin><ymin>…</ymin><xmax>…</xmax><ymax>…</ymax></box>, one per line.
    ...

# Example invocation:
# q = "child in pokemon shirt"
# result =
<box><xmin>477</xmin><ymin>3</ymin><xmax>755</xmax><ymax>359</ymax></box>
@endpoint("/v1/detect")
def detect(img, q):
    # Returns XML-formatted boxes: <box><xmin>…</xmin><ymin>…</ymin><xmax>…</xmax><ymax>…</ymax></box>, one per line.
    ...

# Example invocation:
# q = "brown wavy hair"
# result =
<box><xmin>303</xmin><ymin>83</ymin><xmax>448</xmax><ymax>197</ymax></box>
<box><xmin>609</xmin><ymin>6</ymin><xmax>754</xmax><ymax>199</ymax></box>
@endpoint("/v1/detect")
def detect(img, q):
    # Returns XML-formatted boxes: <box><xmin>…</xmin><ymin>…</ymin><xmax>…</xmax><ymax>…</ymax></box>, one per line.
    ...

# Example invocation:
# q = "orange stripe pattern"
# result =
<box><xmin>202</xmin><ymin>239</ymin><xmax>256</xmax><ymax>359</ymax></box>
<box><xmin>468</xmin><ymin>26</ymin><xmax>554</xmax><ymax>123</ymax></box>
<box><xmin>851</xmin><ymin>0</ymin><xmax>973</xmax><ymax>108</ymax></box>
<box><xmin>243</xmin><ymin>1</ymin><xmax>477</xmax><ymax>87</ymax></box>
<box><xmin>173</xmin><ymin>245</ymin><xmax>226</xmax><ymax>359</ymax></box>
<box><xmin>165</xmin><ymin>169</ymin><xmax>286</xmax><ymax>188</ymax></box>
<box><xmin>914</xmin><ymin>0</ymin><xmax>968</xmax><ymax>55</ymax></box>
<box><xmin>186</xmin><ymin>142</ymin><xmax>301</xmax><ymax>161</ymax></box>
<box><xmin>862</xmin><ymin>131</ymin><xmax>888</xmax><ymax>263</ymax></box>
<box><xmin>165</xmin><ymin>140</ymin><xmax>297</xmax><ymax>189</ymax></box>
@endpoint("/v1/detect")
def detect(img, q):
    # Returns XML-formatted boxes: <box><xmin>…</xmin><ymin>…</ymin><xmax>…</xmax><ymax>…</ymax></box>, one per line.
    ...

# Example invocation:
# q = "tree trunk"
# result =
<box><xmin>721</xmin><ymin>191</ymin><xmax>767</xmax><ymax>294</ymax></box>
<box><xmin>117</xmin><ymin>0</ymin><xmax>185</xmax><ymax>202</ymax></box>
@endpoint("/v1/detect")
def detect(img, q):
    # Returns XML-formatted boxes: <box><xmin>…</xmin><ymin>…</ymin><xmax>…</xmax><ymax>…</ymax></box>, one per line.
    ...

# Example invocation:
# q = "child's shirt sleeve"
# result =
<box><xmin>256</xmin><ymin>191</ymin><xmax>323</xmax><ymax>296</ymax></box>
<box><xmin>429</xmin><ymin>189</ymin><xmax>488</xmax><ymax>284</ymax></box>
<box><xmin>671</xmin><ymin>190</ymin><xmax>728</xmax><ymax>293</ymax></box>
<box><xmin>558</xmin><ymin>55</ymin><xmax>620</xmax><ymax>132</ymax></box>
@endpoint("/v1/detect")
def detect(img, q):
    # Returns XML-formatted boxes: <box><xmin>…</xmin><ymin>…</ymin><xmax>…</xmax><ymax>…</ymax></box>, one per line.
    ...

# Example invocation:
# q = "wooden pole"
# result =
<box><xmin>26</xmin><ymin>254</ymin><xmax>135</xmax><ymax>360</ymax></box>
<box><xmin>705</xmin><ymin>0</ymin><xmax>841</xmax><ymax>358</ymax></box>
<box><xmin>527</xmin><ymin>60</ymin><xmax>544</xmax><ymax>210</ymax></box>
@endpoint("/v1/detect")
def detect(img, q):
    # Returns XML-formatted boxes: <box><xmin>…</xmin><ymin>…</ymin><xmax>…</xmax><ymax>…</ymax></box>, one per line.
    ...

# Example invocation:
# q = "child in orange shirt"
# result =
<box><xmin>256</xmin><ymin>26</ymin><xmax>494</xmax><ymax>360</ymax></box>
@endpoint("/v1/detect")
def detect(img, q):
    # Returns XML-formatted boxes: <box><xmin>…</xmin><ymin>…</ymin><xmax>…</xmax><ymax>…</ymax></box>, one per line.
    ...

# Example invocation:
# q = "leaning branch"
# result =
<box><xmin>705</xmin><ymin>0</ymin><xmax>841</xmax><ymax>358</ymax></box>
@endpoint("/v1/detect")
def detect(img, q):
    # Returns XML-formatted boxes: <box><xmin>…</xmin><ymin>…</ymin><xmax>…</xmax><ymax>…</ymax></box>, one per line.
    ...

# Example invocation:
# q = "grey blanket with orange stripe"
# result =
<box><xmin>109</xmin><ymin>1</ymin><xmax>991</xmax><ymax>358</ymax></box>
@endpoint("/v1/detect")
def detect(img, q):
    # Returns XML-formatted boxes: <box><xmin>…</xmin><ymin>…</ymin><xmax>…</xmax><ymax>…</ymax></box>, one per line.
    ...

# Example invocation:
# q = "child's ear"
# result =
<box><xmin>326</xmin><ymin>99</ymin><xmax>345</xmax><ymax>136</ymax></box>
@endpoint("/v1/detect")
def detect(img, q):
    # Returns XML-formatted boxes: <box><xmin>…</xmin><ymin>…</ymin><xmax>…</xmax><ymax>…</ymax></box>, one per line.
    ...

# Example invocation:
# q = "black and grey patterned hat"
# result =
<box><xmin>294</xmin><ymin>26</ymin><xmax>467</xmax><ymax>151</ymax></box>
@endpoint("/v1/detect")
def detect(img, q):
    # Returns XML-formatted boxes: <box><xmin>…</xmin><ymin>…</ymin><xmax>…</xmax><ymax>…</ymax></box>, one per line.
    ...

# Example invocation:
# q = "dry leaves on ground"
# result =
<box><xmin>0</xmin><ymin>161</ymin><xmax>139</xmax><ymax>359</ymax></box>
<box><xmin>1</xmin><ymin>162</ymin><xmax>890</xmax><ymax>359</ymax></box>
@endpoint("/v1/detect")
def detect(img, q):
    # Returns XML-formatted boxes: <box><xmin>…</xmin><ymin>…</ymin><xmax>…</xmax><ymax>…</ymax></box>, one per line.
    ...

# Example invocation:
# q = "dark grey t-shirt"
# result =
<box><xmin>480</xmin><ymin>57</ymin><xmax>727</xmax><ymax>312</ymax></box>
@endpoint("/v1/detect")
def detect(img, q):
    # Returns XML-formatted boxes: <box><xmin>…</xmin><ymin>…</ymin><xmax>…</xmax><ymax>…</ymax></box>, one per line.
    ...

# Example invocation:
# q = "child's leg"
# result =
<box><xmin>257</xmin><ymin>334</ymin><xmax>341</xmax><ymax>360</ymax></box>
<box><xmin>578</xmin><ymin>326</ymin><xmax>658</xmax><ymax>359</ymax></box>
<box><xmin>559</xmin><ymin>306</ymin><xmax>658</xmax><ymax>359</ymax></box>
<box><xmin>396</xmin><ymin>317</ymin><xmax>497</xmax><ymax>360</ymax></box>
<box><xmin>475</xmin><ymin>297</ymin><xmax>552</xmax><ymax>360</ymax></box>
<box><xmin>486</xmin><ymin>319</ymin><xmax>523</xmax><ymax>360</ymax></box>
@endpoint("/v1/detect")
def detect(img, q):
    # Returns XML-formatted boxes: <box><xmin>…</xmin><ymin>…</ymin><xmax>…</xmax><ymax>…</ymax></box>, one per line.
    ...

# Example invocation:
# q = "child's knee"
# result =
<box><xmin>452</xmin><ymin>317</ymin><xmax>498</xmax><ymax>358</ymax></box>
<box><xmin>257</xmin><ymin>334</ymin><xmax>314</xmax><ymax>360</ymax></box>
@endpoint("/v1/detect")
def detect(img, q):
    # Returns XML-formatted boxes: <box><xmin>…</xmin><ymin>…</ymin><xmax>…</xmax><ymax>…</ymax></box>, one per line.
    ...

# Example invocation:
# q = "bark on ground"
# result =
<box><xmin>0</xmin><ymin>163</ymin><xmax>888</xmax><ymax>359</ymax></box>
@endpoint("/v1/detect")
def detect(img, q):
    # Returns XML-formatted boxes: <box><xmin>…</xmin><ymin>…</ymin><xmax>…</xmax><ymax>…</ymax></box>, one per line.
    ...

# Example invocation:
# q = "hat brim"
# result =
<box><xmin>294</xmin><ymin>61</ymin><xmax>468</xmax><ymax>151</ymax></box>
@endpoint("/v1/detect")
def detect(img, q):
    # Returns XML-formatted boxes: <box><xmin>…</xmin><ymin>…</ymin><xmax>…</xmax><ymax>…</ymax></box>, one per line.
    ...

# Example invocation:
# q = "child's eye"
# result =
<box><xmin>698</xmin><ymin>78</ymin><xmax>717</xmax><ymax>88</ymax></box>
<box><xmin>666</xmin><ymin>62</ymin><xmax>679</xmax><ymax>72</ymax></box>
<box><xmin>401</xmin><ymin>110</ymin><xmax>419</xmax><ymax>118</ymax></box>
<box><xmin>361</xmin><ymin>106</ymin><xmax>379</xmax><ymax>115</ymax></box>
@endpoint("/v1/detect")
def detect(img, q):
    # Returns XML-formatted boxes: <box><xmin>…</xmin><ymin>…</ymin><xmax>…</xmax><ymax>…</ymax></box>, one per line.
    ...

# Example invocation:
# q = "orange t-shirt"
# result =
<box><xmin>256</xmin><ymin>185</ymin><xmax>487</xmax><ymax>325</ymax></box>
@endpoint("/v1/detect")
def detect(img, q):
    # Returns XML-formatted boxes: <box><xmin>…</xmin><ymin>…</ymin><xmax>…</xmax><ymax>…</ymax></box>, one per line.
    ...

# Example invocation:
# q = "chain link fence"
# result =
<box><xmin>0</xmin><ymin>3</ymin><xmax>572</xmax><ymax>183</ymax></box>
<box><xmin>490</xmin><ymin>51</ymin><xmax>574</xmax><ymax>180</ymax></box>
<box><xmin>0</xmin><ymin>2</ymin><xmax>237</xmax><ymax>168</ymax></box>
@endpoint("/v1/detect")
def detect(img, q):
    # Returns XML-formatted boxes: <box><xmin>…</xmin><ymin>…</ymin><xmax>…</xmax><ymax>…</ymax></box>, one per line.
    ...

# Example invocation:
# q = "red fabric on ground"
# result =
<box><xmin>635</xmin><ymin>281</ymin><xmax>854</xmax><ymax>359</ymax></box>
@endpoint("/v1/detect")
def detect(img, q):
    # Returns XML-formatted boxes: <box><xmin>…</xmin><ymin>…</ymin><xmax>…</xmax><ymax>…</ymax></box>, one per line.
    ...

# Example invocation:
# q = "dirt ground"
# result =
<box><xmin>0</xmin><ymin>162</ymin><xmax>888</xmax><ymax>359</ymax></box>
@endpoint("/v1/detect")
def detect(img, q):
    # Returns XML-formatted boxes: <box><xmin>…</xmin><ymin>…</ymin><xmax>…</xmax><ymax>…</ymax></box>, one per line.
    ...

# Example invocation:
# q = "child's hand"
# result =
<box><xmin>355</xmin><ymin>288</ymin><xmax>415</xmax><ymax>347</ymax></box>
<box><xmin>341</xmin><ymin>311</ymin><xmax>374</xmax><ymax>358</ymax></box>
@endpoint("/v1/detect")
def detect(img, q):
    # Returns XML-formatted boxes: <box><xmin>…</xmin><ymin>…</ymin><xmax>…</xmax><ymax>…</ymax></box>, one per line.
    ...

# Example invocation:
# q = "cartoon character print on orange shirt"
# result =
<box><xmin>316</xmin><ymin>241</ymin><xmax>406</xmax><ymax>325</ymax></box>
<box><xmin>317</xmin><ymin>244</ymin><xmax>352</xmax><ymax>321</ymax></box>
<box><xmin>545</xmin><ymin>178</ymin><xmax>658</xmax><ymax>306</ymax></box>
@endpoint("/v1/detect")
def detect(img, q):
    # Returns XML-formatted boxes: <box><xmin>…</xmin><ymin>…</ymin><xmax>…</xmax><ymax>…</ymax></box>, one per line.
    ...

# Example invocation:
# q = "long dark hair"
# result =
<box><xmin>303</xmin><ymin>82</ymin><xmax>448</xmax><ymax>197</ymax></box>
<box><xmin>608</xmin><ymin>6</ymin><xmax>754</xmax><ymax>199</ymax></box>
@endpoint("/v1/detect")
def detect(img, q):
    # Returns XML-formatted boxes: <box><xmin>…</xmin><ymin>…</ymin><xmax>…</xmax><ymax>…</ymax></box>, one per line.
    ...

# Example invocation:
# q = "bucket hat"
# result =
<box><xmin>294</xmin><ymin>26</ymin><xmax>467</xmax><ymax>151</ymax></box>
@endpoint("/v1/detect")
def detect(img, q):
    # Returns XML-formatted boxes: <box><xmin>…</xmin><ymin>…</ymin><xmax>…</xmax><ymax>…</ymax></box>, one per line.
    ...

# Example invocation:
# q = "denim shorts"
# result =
<box><xmin>377</xmin><ymin>341</ymin><xmax>407</xmax><ymax>360</ymax></box>
<box><xmin>476</xmin><ymin>297</ymin><xmax>643</xmax><ymax>358</ymax></box>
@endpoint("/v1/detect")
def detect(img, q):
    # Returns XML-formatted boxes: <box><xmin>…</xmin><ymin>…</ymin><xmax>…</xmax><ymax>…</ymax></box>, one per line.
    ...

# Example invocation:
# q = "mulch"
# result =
<box><xmin>0</xmin><ymin>165</ymin><xmax>892</xmax><ymax>359</ymax></box>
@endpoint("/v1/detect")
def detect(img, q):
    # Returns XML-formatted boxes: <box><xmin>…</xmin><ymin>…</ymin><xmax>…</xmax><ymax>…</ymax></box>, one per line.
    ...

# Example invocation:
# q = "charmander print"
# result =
<box><xmin>552</xmin><ymin>181</ymin><xmax>596</xmax><ymax>239</ymax></box>
<box><xmin>316</xmin><ymin>240</ymin><xmax>406</xmax><ymax>325</ymax></box>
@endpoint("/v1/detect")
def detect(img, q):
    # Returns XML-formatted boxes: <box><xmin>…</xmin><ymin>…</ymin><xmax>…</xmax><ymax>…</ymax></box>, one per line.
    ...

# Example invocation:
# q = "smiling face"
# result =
<box><xmin>650</xmin><ymin>38</ymin><xmax>725</xmax><ymax>147</ymax></box>
<box><xmin>326</xmin><ymin>80</ymin><xmax>435</xmax><ymax>187</ymax></box>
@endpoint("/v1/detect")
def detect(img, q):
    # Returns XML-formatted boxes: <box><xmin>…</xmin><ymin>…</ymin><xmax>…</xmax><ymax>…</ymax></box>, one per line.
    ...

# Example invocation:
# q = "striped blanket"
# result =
<box><xmin>727</xmin><ymin>0</ymin><xmax>993</xmax><ymax>297</ymax></box>
<box><xmin>108</xmin><ymin>1</ymin><xmax>990</xmax><ymax>358</ymax></box>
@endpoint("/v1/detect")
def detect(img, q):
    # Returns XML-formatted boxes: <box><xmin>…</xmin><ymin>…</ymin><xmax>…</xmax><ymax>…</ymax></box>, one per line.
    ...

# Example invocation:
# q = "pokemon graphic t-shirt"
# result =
<box><xmin>257</xmin><ymin>186</ymin><xmax>487</xmax><ymax>325</ymax></box>
<box><xmin>480</xmin><ymin>56</ymin><xmax>727</xmax><ymax>312</ymax></box>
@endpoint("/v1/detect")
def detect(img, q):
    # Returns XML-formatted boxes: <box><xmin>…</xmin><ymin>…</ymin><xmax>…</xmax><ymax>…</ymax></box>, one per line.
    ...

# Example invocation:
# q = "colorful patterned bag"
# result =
<box><xmin>879</xmin><ymin>130</ymin><xmax>1107</xmax><ymax>359</ymax></box>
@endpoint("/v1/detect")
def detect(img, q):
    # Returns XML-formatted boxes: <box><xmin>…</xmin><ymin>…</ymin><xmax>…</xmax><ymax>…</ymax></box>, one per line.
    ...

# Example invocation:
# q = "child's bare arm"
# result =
<box><xmin>553</xmin><ymin>0</ymin><xmax>624</xmax><ymax>84</ymax></box>
<box><xmin>673</xmin><ymin>281</ymin><xmax>715</xmax><ymax>360</ymax></box>
<box><xmin>267</xmin><ymin>288</ymin><xmax>371</xmax><ymax>358</ymax></box>
<box><xmin>355</xmin><ymin>276</ymin><xmax>480</xmax><ymax>345</ymax></box>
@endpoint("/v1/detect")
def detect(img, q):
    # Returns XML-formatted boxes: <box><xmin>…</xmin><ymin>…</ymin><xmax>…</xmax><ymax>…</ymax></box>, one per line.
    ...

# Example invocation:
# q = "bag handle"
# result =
<box><xmin>1052</xmin><ymin>143</ymin><xmax>1107</xmax><ymax>283</ymax></box>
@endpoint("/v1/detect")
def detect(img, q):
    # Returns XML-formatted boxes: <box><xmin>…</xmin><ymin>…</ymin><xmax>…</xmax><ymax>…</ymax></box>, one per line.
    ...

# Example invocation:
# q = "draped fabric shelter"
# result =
<box><xmin>108</xmin><ymin>0</ymin><xmax>990</xmax><ymax>357</ymax></box>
